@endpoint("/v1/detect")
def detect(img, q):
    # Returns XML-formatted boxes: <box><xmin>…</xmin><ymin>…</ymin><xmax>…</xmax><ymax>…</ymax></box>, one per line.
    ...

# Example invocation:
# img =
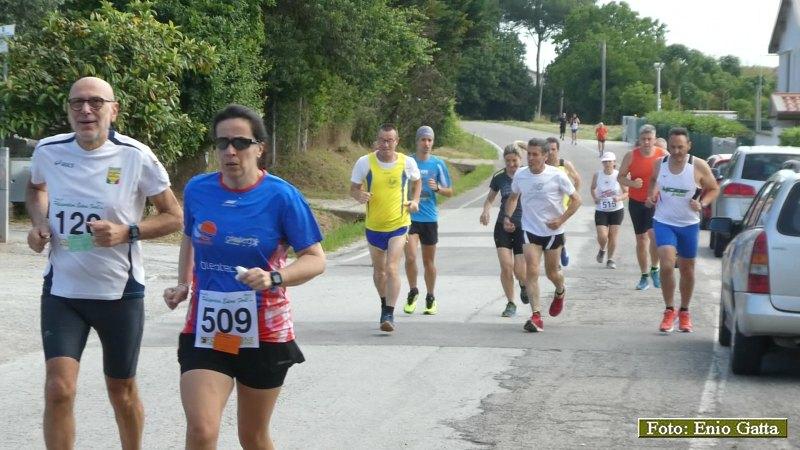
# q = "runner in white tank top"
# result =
<box><xmin>647</xmin><ymin>129</ymin><xmax>719</xmax><ymax>334</ymax></box>
<box><xmin>653</xmin><ymin>154</ymin><xmax>700</xmax><ymax>226</ymax></box>
<box><xmin>591</xmin><ymin>153</ymin><xmax>628</xmax><ymax>268</ymax></box>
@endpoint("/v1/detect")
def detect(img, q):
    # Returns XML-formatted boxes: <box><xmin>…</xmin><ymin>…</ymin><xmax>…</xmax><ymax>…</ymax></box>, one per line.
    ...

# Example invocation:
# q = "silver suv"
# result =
<box><xmin>710</xmin><ymin>146</ymin><xmax>800</xmax><ymax>257</ymax></box>
<box><xmin>709</xmin><ymin>166</ymin><xmax>800</xmax><ymax>375</ymax></box>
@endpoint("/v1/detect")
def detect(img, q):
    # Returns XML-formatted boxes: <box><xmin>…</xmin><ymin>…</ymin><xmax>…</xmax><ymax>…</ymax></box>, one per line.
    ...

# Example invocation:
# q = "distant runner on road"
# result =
<box><xmin>504</xmin><ymin>138</ymin><xmax>581</xmax><ymax>332</ymax></box>
<box><xmin>480</xmin><ymin>141</ymin><xmax>529</xmax><ymax>318</ymax></box>
<box><xmin>648</xmin><ymin>127</ymin><xmax>719</xmax><ymax>332</ymax></box>
<box><xmin>595</xmin><ymin>122</ymin><xmax>609</xmax><ymax>156</ymax></box>
<box><xmin>545</xmin><ymin>137</ymin><xmax>581</xmax><ymax>268</ymax></box>
<box><xmin>404</xmin><ymin>126</ymin><xmax>452</xmax><ymax>316</ymax></box>
<box><xmin>591</xmin><ymin>152</ymin><xmax>628</xmax><ymax>269</ymax></box>
<box><xmin>558</xmin><ymin>113</ymin><xmax>567</xmax><ymax>141</ymax></box>
<box><xmin>617</xmin><ymin>124</ymin><xmax>667</xmax><ymax>291</ymax></box>
<box><xmin>570</xmin><ymin>114</ymin><xmax>581</xmax><ymax>145</ymax></box>
<box><xmin>351</xmin><ymin>123</ymin><xmax>421</xmax><ymax>332</ymax></box>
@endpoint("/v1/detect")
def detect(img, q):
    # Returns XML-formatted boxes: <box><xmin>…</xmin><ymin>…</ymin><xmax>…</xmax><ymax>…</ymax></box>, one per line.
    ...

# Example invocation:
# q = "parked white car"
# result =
<box><xmin>709</xmin><ymin>165</ymin><xmax>800</xmax><ymax>375</ymax></box>
<box><xmin>710</xmin><ymin>146</ymin><xmax>800</xmax><ymax>257</ymax></box>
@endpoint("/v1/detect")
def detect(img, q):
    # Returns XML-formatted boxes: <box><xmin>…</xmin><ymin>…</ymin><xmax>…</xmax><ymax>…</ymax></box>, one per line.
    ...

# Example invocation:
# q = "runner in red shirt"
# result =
<box><xmin>617</xmin><ymin>124</ymin><xmax>667</xmax><ymax>290</ymax></box>
<box><xmin>595</xmin><ymin>122</ymin><xmax>609</xmax><ymax>156</ymax></box>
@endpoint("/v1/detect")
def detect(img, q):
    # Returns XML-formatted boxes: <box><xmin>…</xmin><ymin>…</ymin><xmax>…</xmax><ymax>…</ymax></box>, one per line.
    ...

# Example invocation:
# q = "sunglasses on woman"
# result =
<box><xmin>215</xmin><ymin>137</ymin><xmax>261</xmax><ymax>151</ymax></box>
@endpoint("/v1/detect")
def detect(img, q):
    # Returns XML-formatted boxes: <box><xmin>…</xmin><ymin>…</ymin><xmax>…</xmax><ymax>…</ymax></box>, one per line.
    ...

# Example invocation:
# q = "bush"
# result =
<box><xmin>645</xmin><ymin>110</ymin><xmax>749</xmax><ymax>138</ymax></box>
<box><xmin>779</xmin><ymin>127</ymin><xmax>800</xmax><ymax>146</ymax></box>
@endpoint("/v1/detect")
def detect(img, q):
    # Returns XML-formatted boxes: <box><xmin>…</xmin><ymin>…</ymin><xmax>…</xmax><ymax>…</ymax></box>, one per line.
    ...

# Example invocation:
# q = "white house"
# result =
<box><xmin>766</xmin><ymin>0</ymin><xmax>800</xmax><ymax>144</ymax></box>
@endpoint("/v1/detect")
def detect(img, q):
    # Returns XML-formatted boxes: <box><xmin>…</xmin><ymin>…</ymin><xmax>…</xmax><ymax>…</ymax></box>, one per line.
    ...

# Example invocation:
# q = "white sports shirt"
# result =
<box><xmin>511</xmin><ymin>165</ymin><xmax>576</xmax><ymax>236</ymax></box>
<box><xmin>30</xmin><ymin>131</ymin><xmax>171</xmax><ymax>300</ymax></box>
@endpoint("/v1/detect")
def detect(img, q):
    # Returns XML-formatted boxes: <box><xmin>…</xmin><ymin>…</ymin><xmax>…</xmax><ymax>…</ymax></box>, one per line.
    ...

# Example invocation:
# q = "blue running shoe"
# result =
<box><xmin>651</xmin><ymin>268</ymin><xmax>661</xmax><ymax>288</ymax></box>
<box><xmin>560</xmin><ymin>247</ymin><xmax>570</xmax><ymax>267</ymax></box>
<box><xmin>635</xmin><ymin>275</ymin><xmax>649</xmax><ymax>290</ymax></box>
<box><xmin>380</xmin><ymin>312</ymin><xmax>395</xmax><ymax>332</ymax></box>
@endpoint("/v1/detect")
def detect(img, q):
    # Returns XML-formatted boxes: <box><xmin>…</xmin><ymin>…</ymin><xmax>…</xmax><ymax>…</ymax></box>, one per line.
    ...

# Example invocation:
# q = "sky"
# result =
<box><xmin>521</xmin><ymin>0</ymin><xmax>781</xmax><ymax>71</ymax></box>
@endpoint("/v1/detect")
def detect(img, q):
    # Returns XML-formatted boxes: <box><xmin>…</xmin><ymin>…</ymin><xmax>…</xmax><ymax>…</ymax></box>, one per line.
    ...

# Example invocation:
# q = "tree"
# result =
<box><xmin>619</xmin><ymin>81</ymin><xmax>655</xmax><ymax>116</ymax></box>
<box><xmin>457</xmin><ymin>30</ymin><xmax>536</xmax><ymax>120</ymax></box>
<box><xmin>0</xmin><ymin>0</ymin><xmax>64</xmax><ymax>33</ymax></box>
<box><xmin>500</xmin><ymin>0</ymin><xmax>593</xmax><ymax>119</ymax></box>
<box><xmin>545</xmin><ymin>1</ymin><xmax>666</xmax><ymax>122</ymax></box>
<box><xmin>263</xmin><ymin>0</ymin><xmax>432</xmax><ymax>151</ymax></box>
<box><xmin>0</xmin><ymin>1</ymin><xmax>216</xmax><ymax>164</ymax></box>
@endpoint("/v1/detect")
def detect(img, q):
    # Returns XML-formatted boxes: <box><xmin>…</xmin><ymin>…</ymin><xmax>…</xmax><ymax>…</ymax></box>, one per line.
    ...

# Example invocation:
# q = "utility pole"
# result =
<box><xmin>600</xmin><ymin>40</ymin><xmax>606</xmax><ymax>121</ymax></box>
<box><xmin>653</xmin><ymin>62</ymin><xmax>664</xmax><ymax>111</ymax></box>
<box><xmin>755</xmin><ymin>67</ymin><xmax>763</xmax><ymax>133</ymax></box>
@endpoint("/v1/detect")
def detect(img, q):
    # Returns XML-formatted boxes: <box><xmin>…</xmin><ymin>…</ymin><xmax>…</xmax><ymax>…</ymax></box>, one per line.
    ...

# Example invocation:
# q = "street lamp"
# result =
<box><xmin>653</xmin><ymin>62</ymin><xmax>664</xmax><ymax>111</ymax></box>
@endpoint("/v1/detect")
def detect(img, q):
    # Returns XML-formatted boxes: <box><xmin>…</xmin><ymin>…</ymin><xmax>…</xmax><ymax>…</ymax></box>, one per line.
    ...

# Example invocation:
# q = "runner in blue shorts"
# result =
<box><xmin>648</xmin><ymin>127</ymin><xmax>719</xmax><ymax>333</ymax></box>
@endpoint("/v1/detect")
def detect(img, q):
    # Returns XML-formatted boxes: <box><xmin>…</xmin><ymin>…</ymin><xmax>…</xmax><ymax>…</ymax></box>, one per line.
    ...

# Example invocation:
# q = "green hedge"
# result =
<box><xmin>645</xmin><ymin>110</ymin><xmax>750</xmax><ymax>138</ymax></box>
<box><xmin>779</xmin><ymin>127</ymin><xmax>800</xmax><ymax>146</ymax></box>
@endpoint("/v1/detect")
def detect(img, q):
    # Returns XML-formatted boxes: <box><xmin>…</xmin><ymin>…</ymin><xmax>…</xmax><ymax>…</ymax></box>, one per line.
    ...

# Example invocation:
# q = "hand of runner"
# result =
<box><xmin>88</xmin><ymin>219</ymin><xmax>128</xmax><ymax>247</ymax></box>
<box><xmin>502</xmin><ymin>216</ymin><xmax>516</xmax><ymax>232</ymax></box>
<box><xmin>546</xmin><ymin>218</ymin><xmax>563</xmax><ymax>230</ymax></box>
<box><xmin>427</xmin><ymin>178</ymin><xmax>438</xmax><ymax>191</ymax></box>
<box><xmin>689</xmin><ymin>198</ymin><xmax>702</xmax><ymax>212</ymax></box>
<box><xmin>632</xmin><ymin>178</ymin><xmax>644</xmax><ymax>189</ymax></box>
<box><xmin>479</xmin><ymin>210</ymin><xmax>490</xmax><ymax>226</ymax></box>
<box><xmin>235</xmin><ymin>267</ymin><xmax>273</xmax><ymax>290</ymax></box>
<box><xmin>405</xmin><ymin>200</ymin><xmax>419</xmax><ymax>213</ymax></box>
<box><xmin>163</xmin><ymin>284</ymin><xmax>190</xmax><ymax>310</ymax></box>
<box><xmin>27</xmin><ymin>224</ymin><xmax>51</xmax><ymax>253</ymax></box>
<box><xmin>355</xmin><ymin>191</ymin><xmax>372</xmax><ymax>204</ymax></box>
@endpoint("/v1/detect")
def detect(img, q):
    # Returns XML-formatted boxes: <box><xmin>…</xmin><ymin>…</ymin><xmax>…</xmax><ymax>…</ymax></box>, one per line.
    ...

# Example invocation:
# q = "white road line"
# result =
<box><xmin>689</xmin><ymin>268</ymin><xmax>728</xmax><ymax>449</ymax></box>
<box><xmin>338</xmin><ymin>249</ymin><xmax>369</xmax><ymax>263</ymax></box>
<box><xmin>458</xmin><ymin>191</ymin><xmax>490</xmax><ymax>209</ymax></box>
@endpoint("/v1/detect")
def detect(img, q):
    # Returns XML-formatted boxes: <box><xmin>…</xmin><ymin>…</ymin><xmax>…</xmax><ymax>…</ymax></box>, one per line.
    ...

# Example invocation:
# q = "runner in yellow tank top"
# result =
<box><xmin>545</xmin><ymin>137</ymin><xmax>581</xmax><ymax>267</ymax></box>
<box><xmin>350</xmin><ymin>124</ymin><xmax>421</xmax><ymax>332</ymax></box>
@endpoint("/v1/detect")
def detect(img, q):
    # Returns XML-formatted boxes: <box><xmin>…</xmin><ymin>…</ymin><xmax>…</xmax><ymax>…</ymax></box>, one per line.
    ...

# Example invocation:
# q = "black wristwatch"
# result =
<box><xmin>128</xmin><ymin>224</ymin><xmax>140</xmax><ymax>243</ymax></box>
<box><xmin>270</xmin><ymin>271</ymin><xmax>283</xmax><ymax>287</ymax></box>
<box><xmin>433</xmin><ymin>182</ymin><xmax>440</xmax><ymax>192</ymax></box>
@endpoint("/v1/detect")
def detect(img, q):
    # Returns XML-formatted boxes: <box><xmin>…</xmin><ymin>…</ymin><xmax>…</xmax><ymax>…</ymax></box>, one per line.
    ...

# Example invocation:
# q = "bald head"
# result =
<box><xmin>69</xmin><ymin>77</ymin><xmax>115</xmax><ymax>100</ymax></box>
<box><xmin>67</xmin><ymin>76</ymin><xmax>119</xmax><ymax>150</ymax></box>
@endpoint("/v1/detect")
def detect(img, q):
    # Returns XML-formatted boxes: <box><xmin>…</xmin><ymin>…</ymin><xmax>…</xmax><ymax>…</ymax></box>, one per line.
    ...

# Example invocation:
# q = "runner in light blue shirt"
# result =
<box><xmin>403</xmin><ymin>126</ymin><xmax>452</xmax><ymax>315</ymax></box>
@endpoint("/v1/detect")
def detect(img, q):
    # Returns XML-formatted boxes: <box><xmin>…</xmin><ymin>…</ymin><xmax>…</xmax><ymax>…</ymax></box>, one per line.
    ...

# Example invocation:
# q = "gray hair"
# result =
<box><xmin>527</xmin><ymin>137</ymin><xmax>549</xmax><ymax>155</ymax></box>
<box><xmin>639</xmin><ymin>124</ymin><xmax>656</xmax><ymax>136</ymax></box>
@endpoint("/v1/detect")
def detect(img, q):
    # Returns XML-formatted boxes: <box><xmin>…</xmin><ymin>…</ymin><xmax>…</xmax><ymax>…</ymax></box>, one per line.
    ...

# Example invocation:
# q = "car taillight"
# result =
<box><xmin>722</xmin><ymin>183</ymin><xmax>756</xmax><ymax>197</ymax></box>
<box><xmin>747</xmin><ymin>231</ymin><xmax>769</xmax><ymax>294</ymax></box>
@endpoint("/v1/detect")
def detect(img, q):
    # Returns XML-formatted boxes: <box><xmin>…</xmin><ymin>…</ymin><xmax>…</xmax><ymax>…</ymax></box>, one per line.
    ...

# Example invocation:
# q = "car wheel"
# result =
<box><xmin>718</xmin><ymin>296</ymin><xmax>731</xmax><ymax>347</ymax></box>
<box><xmin>709</xmin><ymin>231</ymin><xmax>716</xmax><ymax>249</ymax></box>
<box><xmin>713</xmin><ymin>234</ymin><xmax>728</xmax><ymax>258</ymax></box>
<box><xmin>730</xmin><ymin>321</ymin><xmax>767</xmax><ymax>375</ymax></box>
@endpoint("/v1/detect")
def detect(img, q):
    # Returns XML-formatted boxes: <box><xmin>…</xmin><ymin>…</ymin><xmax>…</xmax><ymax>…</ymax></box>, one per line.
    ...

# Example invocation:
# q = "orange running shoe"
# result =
<box><xmin>659</xmin><ymin>309</ymin><xmax>677</xmax><ymax>332</ymax></box>
<box><xmin>678</xmin><ymin>310</ymin><xmax>693</xmax><ymax>332</ymax></box>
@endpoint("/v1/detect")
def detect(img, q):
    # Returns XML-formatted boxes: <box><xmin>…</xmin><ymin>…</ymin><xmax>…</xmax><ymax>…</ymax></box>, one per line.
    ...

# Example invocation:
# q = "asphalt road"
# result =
<box><xmin>0</xmin><ymin>121</ymin><xmax>798</xmax><ymax>449</ymax></box>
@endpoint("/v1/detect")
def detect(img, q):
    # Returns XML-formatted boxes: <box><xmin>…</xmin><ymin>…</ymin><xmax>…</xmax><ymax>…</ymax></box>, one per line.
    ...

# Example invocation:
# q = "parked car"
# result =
<box><xmin>710</xmin><ymin>146</ymin><xmax>800</xmax><ymax>257</ymax></box>
<box><xmin>700</xmin><ymin>153</ymin><xmax>731</xmax><ymax>229</ymax></box>
<box><xmin>709</xmin><ymin>166</ymin><xmax>800</xmax><ymax>375</ymax></box>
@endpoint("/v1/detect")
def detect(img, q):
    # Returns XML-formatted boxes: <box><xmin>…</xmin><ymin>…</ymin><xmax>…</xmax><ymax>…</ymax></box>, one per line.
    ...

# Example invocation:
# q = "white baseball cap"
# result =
<box><xmin>600</xmin><ymin>152</ymin><xmax>616</xmax><ymax>162</ymax></box>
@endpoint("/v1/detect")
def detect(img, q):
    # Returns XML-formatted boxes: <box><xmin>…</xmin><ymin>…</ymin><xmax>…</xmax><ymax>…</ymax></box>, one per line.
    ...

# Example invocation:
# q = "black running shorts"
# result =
<box><xmin>523</xmin><ymin>231</ymin><xmax>564</xmax><ymax>250</ymax></box>
<box><xmin>408</xmin><ymin>221</ymin><xmax>438</xmax><ymax>246</ymax></box>
<box><xmin>40</xmin><ymin>294</ymin><xmax>144</xmax><ymax>379</ymax></box>
<box><xmin>595</xmin><ymin>209</ymin><xmax>625</xmax><ymax>227</ymax></box>
<box><xmin>493</xmin><ymin>220</ymin><xmax>524</xmax><ymax>255</ymax></box>
<box><xmin>178</xmin><ymin>334</ymin><xmax>305</xmax><ymax>389</ymax></box>
<box><xmin>628</xmin><ymin>199</ymin><xmax>655</xmax><ymax>235</ymax></box>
